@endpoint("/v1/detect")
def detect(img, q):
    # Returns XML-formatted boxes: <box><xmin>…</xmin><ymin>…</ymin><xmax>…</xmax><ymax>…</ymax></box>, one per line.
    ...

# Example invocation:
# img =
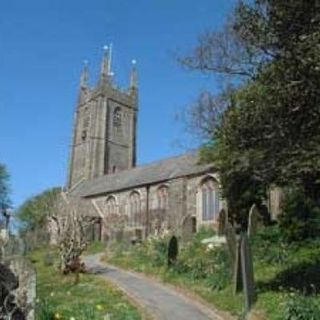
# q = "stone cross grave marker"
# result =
<box><xmin>168</xmin><ymin>236</ymin><xmax>178</xmax><ymax>267</ymax></box>
<box><xmin>217</xmin><ymin>208</ymin><xmax>227</xmax><ymax>236</ymax></box>
<box><xmin>240</xmin><ymin>233</ymin><xmax>256</xmax><ymax>313</ymax></box>
<box><xmin>247</xmin><ymin>204</ymin><xmax>263</xmax><ymax>237</ymax></box>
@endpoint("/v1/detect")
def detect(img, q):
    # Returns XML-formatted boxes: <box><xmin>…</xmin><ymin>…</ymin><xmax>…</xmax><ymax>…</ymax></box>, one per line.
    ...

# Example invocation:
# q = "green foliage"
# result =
<box><xmin>175</xmin><ymin>241</ymin><xmax>230</xmax><ymax>291</ymax></box>
<box><xmin>36</xmin><ymin>299</ymin><xmax>56</xmax><ymax>320</ymax></box>
<box><xmin>283</xmin><ymin>293</ymin><xmax>320</xmax><ymax>320</ymax></box>
<box><xmin>16</xmin><ymin>187</ymin><xmax>61</xmax><ymax>231</ymax></box>
<box><xmin>85</xmin><ymin>241</ymin><xmax>107</xmax><ymax>255</ymax></box>
<box><xmin>279</xmin><ymin>188</ymin><xmax>320</xmax><ymax>242</ymax></box>
<box><xmin>194</xmin><ymin>0</ymin><xmax>320</xmax><ymax>225</ymax></box>
<box><xmin>252</xmin><ymin>225</ymin><xmax>290</xmax><ymax>265</ymax></box>
<box><xmin>0</xmin><ymin>163</ymin><xmax>11</xmax><ymax>211</ymax></box>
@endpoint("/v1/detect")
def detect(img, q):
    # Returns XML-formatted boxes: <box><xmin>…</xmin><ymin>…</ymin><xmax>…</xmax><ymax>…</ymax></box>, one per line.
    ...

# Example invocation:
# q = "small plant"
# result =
<box><xmin>252</xmin><ymin>225</ymin><xmax>290</xmax><ymax>265</ymax></box>
<box><xmin>279</xmin><ymin>187</ymin><xmax>320</xmax><ymax>242</ymax></box>
<box><xmin>282</xmin><ymin>292</ymin><xmax>320</xmax><ymax>320</ymax></box>
<box><xmin>43</xmin><ymin>252</ymin><xmax>54</xmax><ymax>267</ymax></box>
<box><xmin>36</xmin><ymin>299</ymin><xmax>55</xmax><ymax>320</ymax></box>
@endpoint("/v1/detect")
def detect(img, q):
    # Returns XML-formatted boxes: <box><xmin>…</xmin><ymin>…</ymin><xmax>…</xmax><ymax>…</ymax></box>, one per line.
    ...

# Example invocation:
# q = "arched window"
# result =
<box><xmin>106</xmin><ymin>196</ymin><xmax>117</xmax><ymax>216</ymax></box>
<box><xmin>129</xmin><ymin>191</ymin><xmax>141</xmax><ymax>227</ymax></box>
<box><xmin>157</xmin><ymin>186</ymin><xmax>169</xmax><ymax>211</ymax></box>
<box><xmin>113</xmin><ymin>107</ymin><xmax>122</xmax><ymax>128</ymax></box>
<box><xmin>200</xmin><ymin>178</ymin><xmax>220</xmax><ymax>221</ymax></box>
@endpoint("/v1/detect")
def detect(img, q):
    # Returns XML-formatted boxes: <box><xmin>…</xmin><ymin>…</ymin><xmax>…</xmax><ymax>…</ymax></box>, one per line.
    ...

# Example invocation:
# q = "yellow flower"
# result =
<box><xmin>70</xmin><ymin>317</ymin><xmax>75</xmax><ymax>320</ymax></box>
<box><xmin>96</xmin><ymin>304</ymin><xmax>103</xmax><ymax>311</ymax></box>
<box><xmin>50</xmin><ymin>292</ymin><xmax>55</xmax><ymax>297</ymax></box>
<box><xmin>54</xmin><ymin>313</ymin><xmax>61</xmax><ymax>319</ymax></box>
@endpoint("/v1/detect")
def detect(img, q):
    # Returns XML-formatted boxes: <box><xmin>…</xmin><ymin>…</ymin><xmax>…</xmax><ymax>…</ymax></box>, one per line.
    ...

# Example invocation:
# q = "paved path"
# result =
<box><xmin>84</xmin><ymin>254</ymin><xmax>224</xmax><ymax>320</ymax></box>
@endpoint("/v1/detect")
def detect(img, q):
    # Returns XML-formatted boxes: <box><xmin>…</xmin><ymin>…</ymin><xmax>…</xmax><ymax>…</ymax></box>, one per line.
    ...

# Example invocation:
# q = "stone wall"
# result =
<box><xmin>4</xmin><ymin>257</ymin><xmax>36</xmax><ymax>320</ymax></box>
<box><xmin>0</xmin><ymin>232</ymin><xmax>36</xmax><ymax>320</ymax></box>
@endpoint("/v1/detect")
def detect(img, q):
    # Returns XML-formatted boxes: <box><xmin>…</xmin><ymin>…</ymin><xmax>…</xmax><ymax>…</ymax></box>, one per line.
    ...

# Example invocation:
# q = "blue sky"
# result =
<box><xmin>0</xmin><ymin>0</ymin><xmax>234</xmax><ymax>208</ymax></box>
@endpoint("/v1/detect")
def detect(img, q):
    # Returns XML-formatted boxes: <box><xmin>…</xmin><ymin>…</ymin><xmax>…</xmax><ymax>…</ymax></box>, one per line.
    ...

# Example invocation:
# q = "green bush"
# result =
<box><xmin>283</xmin><ymin>293</ymin><xmax>320</xmax><ymax>320</ymax></box>
<box><xmin>252</xmin><ymin>225</ymin><xmax>290</xmax><ymax>265</ymax></box>
<box><xmin>173</xmin><ymin>228</ymin><xmax>231</xmax><ymax>291</ymax></box>
<box><xmin>279</xmin><ymin>188</ymin><xmax>320</xmax><ymax>242</ymax></box>
<box><xmin>146</xmin><ymin>236</ymin><xmax>169</xmax><ymax>267</ymax></box>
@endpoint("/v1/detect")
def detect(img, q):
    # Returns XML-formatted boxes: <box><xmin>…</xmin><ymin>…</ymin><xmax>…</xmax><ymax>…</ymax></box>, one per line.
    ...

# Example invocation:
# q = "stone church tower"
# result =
<box><xmin>67</xmin><ymin>46</ymin><xmax>138</xmax><ymax>189</ymax></box>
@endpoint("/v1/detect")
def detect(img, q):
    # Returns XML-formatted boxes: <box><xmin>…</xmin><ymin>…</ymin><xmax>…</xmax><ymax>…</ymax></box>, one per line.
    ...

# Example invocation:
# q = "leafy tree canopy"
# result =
<box><xmin>181</xmin><ymin>0</ymin><xmax>320</xmax><ymax>225</ymax></box>
<box><xmin>16</xmin><ymin>187</ymin><xmax>62</xmax><ymax>231</ymax></box>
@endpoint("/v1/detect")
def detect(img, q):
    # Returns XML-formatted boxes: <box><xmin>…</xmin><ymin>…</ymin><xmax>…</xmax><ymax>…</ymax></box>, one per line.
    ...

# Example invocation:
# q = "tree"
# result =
<box><xmin>0</xmin><ymin>164</ymin><xmax>11</xmax><ymax>212</ymax></box>
<box><xmin>48</xmin><ymin>192</ymin><xmax>95</xmax><ymax>275</ymax></box>
<box><xmin>17</xmin><ymin>188</ymin><xmax>95</xmax><ymax>274</ymax></box>
<box><xmin>16</xmin><ymin>187</ymin><xmax>61</xmax><ymax>232</ymax></box>
<box><xmin>179</xmin><ymin>0</ymin><xmax>320</xmax><ymax>226</ymax></box>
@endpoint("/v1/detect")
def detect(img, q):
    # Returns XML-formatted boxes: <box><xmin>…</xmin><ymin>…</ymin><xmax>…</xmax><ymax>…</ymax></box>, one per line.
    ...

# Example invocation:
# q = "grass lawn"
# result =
<box><xmin>106</xmin><ymin>227</ymin><xmax>320</xmax><ymax>320</ymax></box>
<box><xmin>29</xmin><ymin>248</ymin><xmax>142</xmax><ymax>320</ymax></box>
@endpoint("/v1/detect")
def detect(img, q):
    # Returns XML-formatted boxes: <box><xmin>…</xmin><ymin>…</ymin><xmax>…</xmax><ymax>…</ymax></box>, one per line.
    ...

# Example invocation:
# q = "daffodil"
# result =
<box><xmin>96</xmin><ymin>304</ymin><xmax>103</xmax><ymax>311</ymax></box>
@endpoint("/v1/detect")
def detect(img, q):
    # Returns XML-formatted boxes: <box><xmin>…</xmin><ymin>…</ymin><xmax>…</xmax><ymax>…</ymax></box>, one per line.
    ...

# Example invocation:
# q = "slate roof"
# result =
<box><xmin>70</xmin><ymin>152</ymin><xmax>215</xmax><ymax>198</ymax></box>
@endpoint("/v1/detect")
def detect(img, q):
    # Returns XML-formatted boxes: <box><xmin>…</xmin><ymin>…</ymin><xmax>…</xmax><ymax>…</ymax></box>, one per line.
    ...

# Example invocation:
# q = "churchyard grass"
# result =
<box><xmin>85</xmin><ymin>240</ymin><xmax>108</xmax><ymax>254</ymax></box>
<box><xmin>29</xmin><ymin>248</ymin><xmax>141</xmax><ymax>320</ymax></box>
<box><xmin>107</xmin><ymin>226</ymin><xmax>320</xmax><ymax>319</ymax></box>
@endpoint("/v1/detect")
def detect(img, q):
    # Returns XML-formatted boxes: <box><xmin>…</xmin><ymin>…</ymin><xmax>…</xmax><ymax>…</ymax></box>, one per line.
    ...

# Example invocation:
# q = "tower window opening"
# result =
<box><xmin>113</xmin><ymin>107</ymin><xmax>122</xmax><ymax>128</ymax></box>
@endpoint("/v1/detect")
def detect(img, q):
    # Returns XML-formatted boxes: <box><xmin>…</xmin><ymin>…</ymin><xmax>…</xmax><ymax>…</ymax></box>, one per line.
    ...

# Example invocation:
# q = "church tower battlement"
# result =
<box><xmin>67</xmin><ymin>45</ymin><xmax>138</xmax><ymax>190</ymax></box>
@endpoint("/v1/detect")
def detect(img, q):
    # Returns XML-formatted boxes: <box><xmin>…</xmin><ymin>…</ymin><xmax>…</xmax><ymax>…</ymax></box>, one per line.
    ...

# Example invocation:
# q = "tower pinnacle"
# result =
<box><xmin>129</xmin><ymin>59</ymin><xmax>138</xmax><ymax>90</ymax></box>
<box><xmin>99</xmin><ymin>44</ymin><xmax>114</xmax><ymax>85</ymax></box>
<box><xmin>80</xmin><ymin>60</ymin><xmax>89</xmax><ymax>88</ymax></box>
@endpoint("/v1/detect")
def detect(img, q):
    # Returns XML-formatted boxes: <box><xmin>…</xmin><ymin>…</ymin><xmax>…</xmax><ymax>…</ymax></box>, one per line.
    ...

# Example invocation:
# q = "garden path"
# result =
<box><xmin>84</xmin><ymin>253</ymin><xmax>224</xmax><ymax>320</ymax></box>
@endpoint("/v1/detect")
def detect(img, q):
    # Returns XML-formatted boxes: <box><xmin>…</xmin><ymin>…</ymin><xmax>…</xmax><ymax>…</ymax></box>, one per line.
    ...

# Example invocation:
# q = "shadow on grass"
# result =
<box><xmin>257</xmin><ymin>259</ymin><xmax>320</xmax><ymax>295</ymax></box>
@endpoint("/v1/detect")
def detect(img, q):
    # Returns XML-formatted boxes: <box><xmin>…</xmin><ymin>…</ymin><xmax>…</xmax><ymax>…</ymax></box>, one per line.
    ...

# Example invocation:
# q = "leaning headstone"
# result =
<box><xmin>167</xmin><ymin>236</ymin><xmax>178</xmax><ymax>267</ymax></box>
<box><xmin>240</xmin><ymin>233</ymin><xmax>256</xmax><ymax>313</ymax></box>
<box><xmin>217</xmin><ymin>208</ymin><xmax>227</xmax><ymax>236</ymax></box>
<box><xmin>247</xmin><ymin>204</ymin><xmax>263</xmax><ymax>237</ymax></box>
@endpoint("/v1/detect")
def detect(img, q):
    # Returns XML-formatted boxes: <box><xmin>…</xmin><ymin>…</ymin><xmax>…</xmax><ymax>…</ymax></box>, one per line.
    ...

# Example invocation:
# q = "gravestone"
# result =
<box><xmin>240</xmin><ymin>233</ymin><xmax>256</xmax><ymax>313</ymax></box>
<box><xmin>247</xmin><ymin>204</ymin><xmax>263</xmax><ymax>237</ymax></box>
<box><xmin>225</xmin><ymin>222</ymin><xmax>237</xmax><ymax>269</ymax></box>
<box><xmin>181</xmin><ymin>215</ymin><xmax>194</xmax><ymax>242</ymax></box>
<box><xmin>167</xmin><ymin>236</ymin><xmax>178</xmax><ymax>267</ymax></box>
<box><xmin>232</xmin><ymin>234</ymin><xmax>243</xmax><ymax>294</ymax></box>
<box><xmin>217</xmin><ymin>209</ymin><xmax>227</xmax><ymax>236</ymax></box>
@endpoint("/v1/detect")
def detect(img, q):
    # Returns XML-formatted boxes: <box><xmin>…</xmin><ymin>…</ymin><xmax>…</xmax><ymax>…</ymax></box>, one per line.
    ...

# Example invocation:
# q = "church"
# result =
<box><xmin>66</xmin><ymin>47</ymin><xmax>224</xmax><ymax>242</ymax></box>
